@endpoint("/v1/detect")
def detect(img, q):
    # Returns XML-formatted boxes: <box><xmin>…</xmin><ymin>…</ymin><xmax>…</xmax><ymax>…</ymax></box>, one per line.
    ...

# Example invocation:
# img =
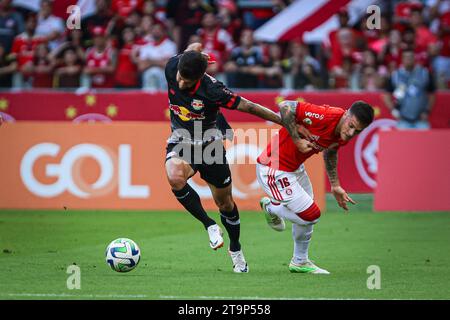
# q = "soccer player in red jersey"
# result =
<box><xmin>256</xmin><ymin>100</ymin><xmax>374</xmax><ymax>274</ymax></box>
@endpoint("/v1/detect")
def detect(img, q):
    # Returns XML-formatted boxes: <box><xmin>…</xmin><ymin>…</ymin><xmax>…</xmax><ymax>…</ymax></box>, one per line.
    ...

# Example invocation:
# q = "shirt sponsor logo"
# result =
<box><xmin>169</xmin><ymin>104</ymin><xmax>205</xmax><ymax>121</ymax></box>
<box><xmin>304</xmin><ymin>111</ymin><xmax>324</xmax><ymax>120</ymax></box>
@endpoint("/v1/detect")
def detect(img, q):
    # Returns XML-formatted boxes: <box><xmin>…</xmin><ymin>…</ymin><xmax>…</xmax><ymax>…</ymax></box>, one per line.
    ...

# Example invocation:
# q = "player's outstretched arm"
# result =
<box><xmin>236</xmin><ymin>97</ymin><xmax>282</xmax><ymax>125</ymax></box>
<box><xmin>279</xmin><ymin>100</ymin><xmax>314</xmax><ymax>153</ymax></box>
<box><xmin>323</xmin><ymin>148</ymin><xmax>356</xmax><ymax>211</ymax></box>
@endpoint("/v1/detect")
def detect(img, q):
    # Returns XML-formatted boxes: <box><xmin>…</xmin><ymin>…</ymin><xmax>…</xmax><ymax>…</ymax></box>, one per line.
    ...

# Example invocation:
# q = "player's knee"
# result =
<box><xmin>167</xmin><ymin>173</ymin><xmax>187</xmax><ymax>191</ymax></box>
<box><xmin>217</xmin><ymin>201</ymin><xmax>234</xmax><ymax>213</ymax></box>
<box><xmin>216</xmin><ymin>196</ymin><xmax>234</xmax><ymax>213</ymax></box>
<box><xmin>166</xmin><ymin>162</ymin><xmax>189</xmax><ymax>190</ymax></box>
<box><xmin>297</xmin><ymin>202</ymin><xmax>321</xmax><ymax>223</ymax></box>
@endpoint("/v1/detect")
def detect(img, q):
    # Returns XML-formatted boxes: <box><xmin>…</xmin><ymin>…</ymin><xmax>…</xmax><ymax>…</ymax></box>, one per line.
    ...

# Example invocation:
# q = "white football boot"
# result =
<box><xmin>207</xmin><ymin>224</ymin><xmax>224</xmax><ymax>250</ymax></box>
<box><xmin>229</xmin><ymin>249</ymin><xmax>249</xmax><ymax>273</ymax></box>
<box><xmin>259</xmin><ymin>197</ymin><xmax>286</xmax><ymax>232</ymax></box>
<box><xmin>288</xmin><ymin>259</ymin><xmax>330</xmax><ymax>274</ymax></box>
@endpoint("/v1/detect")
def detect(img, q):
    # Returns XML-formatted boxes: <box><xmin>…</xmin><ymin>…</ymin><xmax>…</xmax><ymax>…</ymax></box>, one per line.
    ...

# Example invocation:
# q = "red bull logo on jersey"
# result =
<box><xmin>170</xmin><ymin>104</ymin><xmax>205</xmax><ymax>121</ymax></box>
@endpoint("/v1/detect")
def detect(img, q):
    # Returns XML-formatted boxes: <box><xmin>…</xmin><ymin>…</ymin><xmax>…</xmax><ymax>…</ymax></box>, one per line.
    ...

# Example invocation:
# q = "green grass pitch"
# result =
<box><xmin>0</xmin><ymin>195</ymin><xmax>449</xmax><ymax>300</ymax></box>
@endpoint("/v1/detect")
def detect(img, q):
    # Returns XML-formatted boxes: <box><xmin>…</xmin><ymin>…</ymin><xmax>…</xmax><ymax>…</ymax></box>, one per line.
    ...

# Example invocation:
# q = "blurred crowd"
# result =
<box><xmin>0</xmin><ymin>0</ymin><xmax>448</xmax><ymax>91</ymax></box>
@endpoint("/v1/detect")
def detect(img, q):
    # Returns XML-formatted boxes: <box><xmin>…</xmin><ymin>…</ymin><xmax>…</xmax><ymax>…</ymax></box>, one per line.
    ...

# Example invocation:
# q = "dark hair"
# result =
<box><xmin>349</xmin><ymin>101</ymin><xmax>374</xmax><ymax>127</ymax></box>
<box><xmin>178</xmin><ymin>51</ymin><xmax>208</xmax><ymax>81</ymax></box>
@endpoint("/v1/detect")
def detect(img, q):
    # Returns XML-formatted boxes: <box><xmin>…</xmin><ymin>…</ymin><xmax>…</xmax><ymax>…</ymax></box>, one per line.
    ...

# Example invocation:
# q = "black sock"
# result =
<box><xmin>172</xmin><ymin>184</ymin><xmax>216</xmax><ymax>229</ymax></box>
<box><xmin>220</xmin><ymin>203</ymin><xmax>241</xmax><ymax>252</ymax></box>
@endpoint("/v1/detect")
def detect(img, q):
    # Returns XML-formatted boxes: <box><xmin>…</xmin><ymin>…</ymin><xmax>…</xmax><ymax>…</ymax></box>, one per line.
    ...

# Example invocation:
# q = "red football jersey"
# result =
<box><xmin>257</xmin><ymin>102</ymin><xmax>348</xmax><ymax>172</ymax></box>
<box><xmin>114</xmin><ymin>43</ymin><xmax>138</xmax><ymax>87</ymax></box>
<box><xmin>11</xmin><ymin>33</ymin><xmax>47</xmax><ymax>69</ymax></box>
<box><xmin>85</xmin><ymin>46</ymin><xmax>115</xmax><ymax>88</ymax></box>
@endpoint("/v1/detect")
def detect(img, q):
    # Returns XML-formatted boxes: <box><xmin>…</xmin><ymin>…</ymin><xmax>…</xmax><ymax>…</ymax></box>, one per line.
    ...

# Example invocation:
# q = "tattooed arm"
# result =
<box><xmin>323</xmin><ymin>148</ymin><xmax>340</xmax><ymax>187</ymax></box>
<box><xmin>236</xmin><ymin>97</ymin><xmax>282</xmax><ymax>125</ymax></box>
<box><xmin>279</xmin><ymin>100</ymin><xmax>314</xmax><ymax>153</ymax></box>
<box><xmin>323</xmin><ymin>148</ymin><xmax>356</xmax><ymax>211</ymax></box>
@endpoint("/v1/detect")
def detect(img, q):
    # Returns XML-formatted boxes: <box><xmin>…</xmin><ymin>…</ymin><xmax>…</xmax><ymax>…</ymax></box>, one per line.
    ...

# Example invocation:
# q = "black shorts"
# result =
<box><xmin>165</xmin><ymin>141</ymin><xmax>232</xmax><ymax>189</ymax></box>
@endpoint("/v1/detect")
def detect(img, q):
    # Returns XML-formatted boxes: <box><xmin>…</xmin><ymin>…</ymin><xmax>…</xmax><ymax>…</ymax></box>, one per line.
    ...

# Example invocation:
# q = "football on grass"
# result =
<box><xmin>105</xmin><ymin>238</ymin><xmax>141</xmax><ymax>272</ymax></box>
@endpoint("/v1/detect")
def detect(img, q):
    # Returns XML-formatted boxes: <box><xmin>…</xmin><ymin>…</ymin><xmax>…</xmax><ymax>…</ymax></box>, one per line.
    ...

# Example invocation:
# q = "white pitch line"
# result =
<box><xmin>3</xmin><ymin>293</ymin><xmax>377</xmax><ymax>300</ymax></box>
<box><xmin>158</xmin><ymin>295</ymin><xmax>372</xmax><ymax>300</ymax></box>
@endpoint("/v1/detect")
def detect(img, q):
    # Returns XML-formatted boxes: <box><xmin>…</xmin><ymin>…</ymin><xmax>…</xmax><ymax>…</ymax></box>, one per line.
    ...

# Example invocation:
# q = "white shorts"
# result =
<box><xmin>256</xmin><ymin>163</ymin><xmax>314</xmax><ymax>214</ymax></box>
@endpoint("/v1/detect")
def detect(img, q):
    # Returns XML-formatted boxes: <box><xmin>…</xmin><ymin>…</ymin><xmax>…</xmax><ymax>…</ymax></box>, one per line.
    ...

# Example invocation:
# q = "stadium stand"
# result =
<box><xmin>0</xmin><ymin>0</ymin><xmax>447</xmax><ymax>91</ymax></box>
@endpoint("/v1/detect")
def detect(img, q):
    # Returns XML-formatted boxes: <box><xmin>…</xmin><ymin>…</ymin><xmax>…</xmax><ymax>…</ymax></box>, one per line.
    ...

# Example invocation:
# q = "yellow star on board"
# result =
<box><xmin>85</xmin><ymin>94</ymin><xmax>96</xmax><ymax>107</ymax></box>
<box><xmin>106</xmin><ymin>104</ymin><xmax>118</xmax><ymax>117</ymax></box>
<box><xmin>275</xmin><ymin>96</ymin><xmax>285</xmax><ymax>105</ymax></box>
<box><xmin>0</xmin><ymin>98</ymin><xmax>9</xmax><ymax>111</ymax></box>
<box><xmin>373</xmin><ymin>105</ymin><xmax>381</xmax><ymax>118</ymax></box>
<box><xmin>66</xmin><ymin>106</ymin><xmax>77</xmax><ymax>119</ymax></box>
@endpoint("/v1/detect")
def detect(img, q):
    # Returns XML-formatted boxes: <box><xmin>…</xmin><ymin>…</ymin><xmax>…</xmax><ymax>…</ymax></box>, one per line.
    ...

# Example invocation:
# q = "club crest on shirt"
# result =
<box><xmin>191</xmin><ymin>99</ymin><xmax>205</xmax><ymax>111</ymax></box>
<box><xmin>303</xmin><ymin>118</ymin><xmax>312</xmax><ymax>126</ymax></box>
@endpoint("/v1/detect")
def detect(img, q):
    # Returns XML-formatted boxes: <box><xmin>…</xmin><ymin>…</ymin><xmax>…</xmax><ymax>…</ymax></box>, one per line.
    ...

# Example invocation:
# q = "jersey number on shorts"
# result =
<box><xmin>278</xmin><ymin>177</ymin><xmax>290</xmax><ymax>189</ymax></box>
